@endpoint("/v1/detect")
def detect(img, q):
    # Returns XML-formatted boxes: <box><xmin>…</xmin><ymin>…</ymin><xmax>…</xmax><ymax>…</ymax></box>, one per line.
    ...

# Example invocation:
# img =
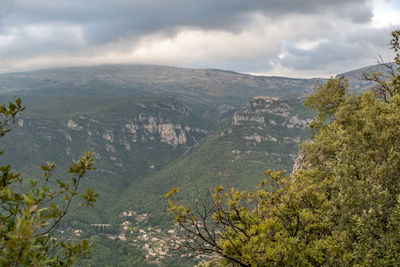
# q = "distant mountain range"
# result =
<box><xmin>0</xmin><ymin>63</ymin><xmax>387</xmax><ymax>266</ymax></box>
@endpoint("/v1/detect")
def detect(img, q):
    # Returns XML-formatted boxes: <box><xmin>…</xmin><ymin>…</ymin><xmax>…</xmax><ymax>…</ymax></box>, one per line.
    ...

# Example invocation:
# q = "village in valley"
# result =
<box><xmin>66</xmin><ymin>210</ymin><xmax>210</xmax><ymax>264</ymax></box>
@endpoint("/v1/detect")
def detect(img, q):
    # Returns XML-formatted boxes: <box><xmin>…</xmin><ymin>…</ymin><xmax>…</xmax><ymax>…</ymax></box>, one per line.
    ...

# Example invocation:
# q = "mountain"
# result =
<box><xmin>117</xmin><ymin>95</ymin><xmax>314</xmax><ymax>220</ymax></box>
<box><xmin>0</xmin><ymin>95</ymin><xmax>211</xmax><ymax>220</ymax></box>
<box><xmin>1</xmin><ymin>93</ymin><xmax>314</xmax><ymax>265</ymax></box>
<box><xmin>0</xmin><ymin>63</ymin><xmax>386</xmax><ymax>266</ymax></box>
<box><xmin>0</xmin><ymin>64</ymin><xmax>318</xmax><ymax>104</ymax></box>
<box><xmin>336</xmin><ymin>62</ymin><xmax>397</xmax><ymax>94</ymax></box>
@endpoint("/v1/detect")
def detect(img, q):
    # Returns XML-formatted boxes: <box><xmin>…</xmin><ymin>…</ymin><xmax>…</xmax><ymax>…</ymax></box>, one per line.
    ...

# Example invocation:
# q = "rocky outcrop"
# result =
<box><xmin>233</xmin><ymin>113</ymin><xmax>265</xmax><ymax>125</ymax></box>
<box><xmin>244</xmin><ymin>134</ymin><xmax>277</xmax><ymax>143</ymax></box>
<box><xmin>232</xmin><ymin>96</ymin><xmax>313</xmax><ymax>148</ymax></box>
<box><xmin>121</xmin><ymin>117</ymin><xmax>200</xmax><ymax>147</ymax></box>
<box><xmin>291</xmin><ymin>152</ymin><xmax>307</xmax><ymax>176</ymax></box>
<box><xmin>232</xmin><ymin>96</ymin><xmax>311</xmax><ymax>129</ymax></box>
<box><xmin>286</xmin><ymin>115</ymin><xmax>312</xmax><ymax>129</ymax></box>
<box><xmin>66</xmin><ymin>120</ymin><xmax>82</xmax><ymax>131</ymax></box>
<box><xmin>158</xmin><ymin>123</ymin><xmax>186</xmax><ymax>146</ymax></box>
<box><xmin>5</xmin><ymin>99</ymin><xmax>209</xmax><ymax>181</ymax></box>
<box><xmin>103</xmin><ymin>129</ymin><xmax>114</xmax><ymax>142</ymax></box>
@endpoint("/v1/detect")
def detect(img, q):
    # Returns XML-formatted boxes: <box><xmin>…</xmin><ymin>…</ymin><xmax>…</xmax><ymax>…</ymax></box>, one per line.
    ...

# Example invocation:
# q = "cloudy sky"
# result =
<box><xmin>0</xmin><ymin>0</ymin><xmax>399</xmax><ymax>78</ymax></box>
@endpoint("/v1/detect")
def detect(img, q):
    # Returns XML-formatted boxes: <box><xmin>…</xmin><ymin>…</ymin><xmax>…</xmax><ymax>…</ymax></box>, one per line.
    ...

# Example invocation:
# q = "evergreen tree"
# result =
<box><xmin>167</xmin><ymin>30</ymin><xmax>400</xmax><ymax>266</ymax></box>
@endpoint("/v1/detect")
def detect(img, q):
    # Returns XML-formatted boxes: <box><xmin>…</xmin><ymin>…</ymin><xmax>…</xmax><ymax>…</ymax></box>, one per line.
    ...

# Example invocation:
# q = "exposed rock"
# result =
<box><xmin>103</xmin><ymin>129</ymin><xmax>114</xmax><ymax>142</ymax></box>
<box><xmin>64</xmin><ymin>132</ymin><xmax>72</xmax><ymax>142</ymax></box>
<box><xmin>143</xmin><ymin>116</ymin><xmax>158</xmax><ymax>134</ymax></box>
<box><xmin>178</xmin><ymin>130</ymin><xmax>187</xmax><ymax>144</ymax></box>
<box><xmin>124</xmin><ymin>116</ymin><xmax>197</xmax><ymax>147</ymax></box>
<box><xmin>232</xmin><ymin>96</ymin><xmax>289</xmax><ymax>126</ymax></box>
<box><xmin>253</xmin><ymin>95</ymin><xmax>280</xmax><ymax>103</ymax></box>
<box><xmin>244</xmin><ymin>134</ymin><xmax>278</xmax><ymax>143</ymax></box>
<box><xmin>124</xmin><ymin>142</ymin><xmax>131</xmax><ymax>151</ymax></box>
<box><xmin>158</xmin><ymin>123</ymin><xmax>187</xmax><ymax>147</ymax></box>
<box><xmin>106</xmin><ymin>144</ymin><xmax>116</xmax><ymax>153</ymax></box>
<box><xmin>66</xmin><ymin>120</ymin><xmax>82</xmax><ymax>131</ymax></box>
<box><xmin>125</xmin><ymin>122</ymin><xmax>138</xmax><ymax>134</ymax></box>
<box><xmin>285</xmin><ymin>116</ymin><xmax>312</xmax><ymax>129</ymax></box>
<box><xmin>233</xmin><ymin>114</ymin><xmax>265</xmax><ymax>125</ymax></box>
<box><xmin>291</xmin><ymin>153</ymin><xmax>306</xmax><ymax>176</ymax></box>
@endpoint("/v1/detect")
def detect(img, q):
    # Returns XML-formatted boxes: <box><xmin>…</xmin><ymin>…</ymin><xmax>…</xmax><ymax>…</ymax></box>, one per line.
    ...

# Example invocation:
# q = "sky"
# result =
<box><xmin>0</xmin><ymin>0</ymin><xmax>399</xmax><ymax>78</ymax></box>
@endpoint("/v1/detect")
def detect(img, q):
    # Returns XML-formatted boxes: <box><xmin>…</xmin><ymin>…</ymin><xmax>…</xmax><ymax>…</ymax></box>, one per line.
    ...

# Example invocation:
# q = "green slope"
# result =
<box><xmin>0</xmin><ymin>92</ymin><xmax>313</xmax><ymax>266</ymax></box>
<box><xmin>0</xmin><ymin>65</ymin><xmax>318</xmax><ymax>106</ymax></box>
<box><xmin>116</xmin><ymin>95</ymin><xmax>314</xmax><ymax>235</ymax></box>
<box><xmin>0</xmin><ymin>95</ymin><xmax>210</xmax><ymax>222</ymax></box>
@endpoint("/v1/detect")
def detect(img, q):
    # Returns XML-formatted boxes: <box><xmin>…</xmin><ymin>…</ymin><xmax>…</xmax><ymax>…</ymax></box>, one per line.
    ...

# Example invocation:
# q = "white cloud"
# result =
<box><xmin>371</xmin><ymin>0</ymin><xmax>400</xmax><ymax>28</ymax></box>
<box><xmin>0</xmin><ymin>0</ymin><xmax>399</xmax><ymax>77</ymax></box>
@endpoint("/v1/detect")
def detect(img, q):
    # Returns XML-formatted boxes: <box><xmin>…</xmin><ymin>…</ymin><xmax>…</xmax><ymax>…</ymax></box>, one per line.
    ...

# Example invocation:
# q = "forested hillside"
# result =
<box><xmin>0</xmin><ymin>61</ymin><xmax>392</xmax><ymax>266</ymax></box>
<box><xmin>168</xmin><ymin>30</ymin><xmax>400</xmax><ymax>266</ymax></box>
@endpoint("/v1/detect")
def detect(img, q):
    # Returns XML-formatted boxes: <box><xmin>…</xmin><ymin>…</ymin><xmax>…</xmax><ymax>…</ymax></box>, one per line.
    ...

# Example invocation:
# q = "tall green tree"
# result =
<box><xmin>0</xmin><ymin>98</ymin><xmax>98</xmax><ymax>266</ymax></box>
<box><xmin>167</xmin><ymin>30</ymin><xmax>400</xmax><ymax>266</ymax></box>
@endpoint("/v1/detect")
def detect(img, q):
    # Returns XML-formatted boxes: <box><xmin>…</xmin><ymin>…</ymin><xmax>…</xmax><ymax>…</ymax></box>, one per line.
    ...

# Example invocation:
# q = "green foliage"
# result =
<box><xmin>167</xmin><ymin>170</ymin><xmax>334</xmax><ymax>266</ymax></box>
<box><xmin>0</xmin><ymin>98</ymin><xmax>98</xmax><ymax>266</ymax></box>
<box><xmin>301</xmin><ymin>81</ymin><xmax>400</xmax><ymax>263</ymax></box>
<box><xmin>364</xmin><ymin>30</ymin><xmax>400</xmax><ymax>102</ymax></box>
<box><xmin>305</xmin><ymin>76</ymin><xmax>348</xmax><ymax>137</ymax></box>
<box><xmin>169</xmin><ymin>30</ymin><xmax>400</xmax><ymax>266</ymax></box>
<box><xmin>0</xmin><ymin>97</ymin><xmax>25</xmax><ymax>137</ymax></box>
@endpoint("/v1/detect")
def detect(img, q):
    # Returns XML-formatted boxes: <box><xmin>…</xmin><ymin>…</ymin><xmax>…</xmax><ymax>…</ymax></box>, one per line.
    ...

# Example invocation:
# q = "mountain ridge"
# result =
<box><xmin>0</xmin><ymin>61</ymin><xmax>390</xmax><ymax>266</ymax></box>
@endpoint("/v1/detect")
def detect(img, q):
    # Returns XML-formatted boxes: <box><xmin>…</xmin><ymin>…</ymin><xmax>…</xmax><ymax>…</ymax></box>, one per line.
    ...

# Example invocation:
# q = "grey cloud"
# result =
<box><xmin>3</xmin><ymin>0</ymin><xmax>373</xmax><ymax>45</ymax></box>
<box><xmin>0</xmin><ymin>0</ymin><xmax>397</xmax><ymax>77</ymax></box>
<box><xmin>274</xmin><ymin>28</ymin><xmax>395</xmax><ymax>73</ymax></box>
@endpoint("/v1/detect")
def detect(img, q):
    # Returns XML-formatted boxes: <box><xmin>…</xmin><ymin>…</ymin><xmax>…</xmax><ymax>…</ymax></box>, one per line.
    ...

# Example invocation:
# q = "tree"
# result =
<box><xmin>362</xmin><ymin>29</ymin><xmax>400</xmax><ymax>102</ymax></box>
<box><xmin>167</xmin><ymin>29</ymin><xmax>400</xmax><ymax>266</ymax></box>
<box><xmin>167</xmin><ymin>171</ymin><xmax>333</xmax><ymax>266</ymax></box>
<box><xmin>0</xmin><ymin>98</ymin><xmax>98</xmax><ymax>266</ymax></box>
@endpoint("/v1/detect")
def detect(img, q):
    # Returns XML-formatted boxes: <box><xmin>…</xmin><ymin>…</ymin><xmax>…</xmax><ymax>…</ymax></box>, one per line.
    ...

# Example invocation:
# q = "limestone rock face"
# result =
<box><xmin>286</xmin><ymin>115</ymin><xmax>312</xmax><ymax>129</ymax></box>
<box><xmin>4</xmin><ymin>99</ymin><xmax>209</xmax><ymax>184</ymax></box>
<box><xmin>228</xmin><ymin>95</ymin><xmax>313</xmax><ymax>168</ymax></box>
<box><xmin>122</xmin><ymin>117</ymin><xmax>195</xmax><ymax>147</ymax></box>
<box><xmin>234</xmin><ymin>96</ymin><xmax>312</xmax><ymax>129</ymax></box>
<box><xmin>233</xmin><ymin>113</ymin><xmax>265</xmax><ymax>126</ymax></box>
<box><xmin>103</xmin><ymin>129</ymin><xmax>114</xmax><ymax>142</ymax></box>
<box><xmin>143</xmin><ymin>116</ymin><xmax>158</xmax><ymax>134</ymax></box>
<box><xmin>64</xmin><ymin>132</ymin><xmax>72</xmax><ymax>142</ymax></box>
<box><xmin>244</xmin><ymin>134</ymin><xmax>277</xmax><ymax>143</ymax></box>
<box><xmin>66</xmin><ymin>120</ymin><xmax>82</xmax><ymax>131</ymax></box>
<box><xmin>291</xmin><ymin>152</ymin><xmax>307</xmax><ymax>176</ymax></box>
<box><xmin>158</xmin><ymin>123</ymin><xmax>177</xmax><ymax>144</ymax></box>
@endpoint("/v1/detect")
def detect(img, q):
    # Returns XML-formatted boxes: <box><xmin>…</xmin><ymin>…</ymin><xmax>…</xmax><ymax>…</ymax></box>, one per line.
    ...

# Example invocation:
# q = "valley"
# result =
<box><xmin>0</xmin><ymin>64</ymin><xmax>379</xmax><ymax>266</ymax></box>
